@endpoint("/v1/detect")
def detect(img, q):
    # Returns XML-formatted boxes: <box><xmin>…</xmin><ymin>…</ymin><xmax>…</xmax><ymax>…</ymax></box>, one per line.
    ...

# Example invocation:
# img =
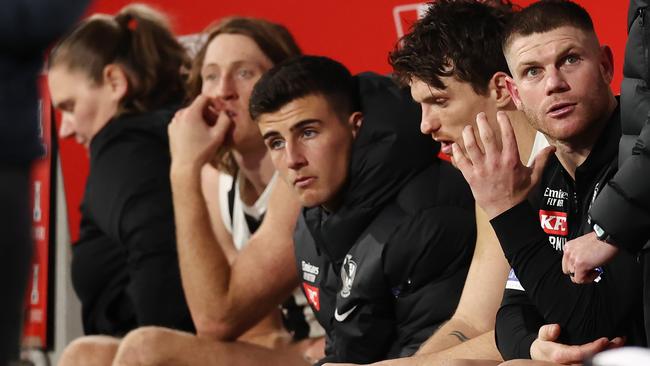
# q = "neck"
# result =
<box><xmin>505</xmin><ymin>109</ymin><xmax>538</xmax><ymax>165</ymax></box>
<box><xmin>231</xmin><ymin>143</ymin><xmax>275</xmax><ymax>196</ymax></box>
<box><xmin>551</xmin><ymin>96</ymin><xmax>617</xmax><ymax>179</ymax></box>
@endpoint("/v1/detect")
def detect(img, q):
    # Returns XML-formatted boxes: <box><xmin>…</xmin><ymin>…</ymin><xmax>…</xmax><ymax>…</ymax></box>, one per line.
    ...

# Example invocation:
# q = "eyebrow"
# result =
<box><xmin>262</xmin><ymin>119</ymin><xmax>322</xmax><ymax>140</ymax></box>
<box><xmin>202</xmin><ymin>60</ymin><xmax>254</xmax><ymax>71</ymax></box>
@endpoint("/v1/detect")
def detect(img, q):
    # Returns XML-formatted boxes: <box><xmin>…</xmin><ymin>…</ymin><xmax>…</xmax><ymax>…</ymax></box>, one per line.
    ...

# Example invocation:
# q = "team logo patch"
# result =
<box><xmin>539</xmin><ymin>210</ymin><xmax>568</xmax><ymax>236</ymax></box>
<box><xmin>302</xmin><ymin>282</ymin><xmax>320</xmax><ymax>311</ymax></box>
<box><xmin>340</xmin><ymin>254</ymin><xmax>357</xmax><ymax>298</ymax></box>
<box><xmin>505</xmin><ymin>268</ymin><xmax>525</xmax><ymax>291</ymax></box>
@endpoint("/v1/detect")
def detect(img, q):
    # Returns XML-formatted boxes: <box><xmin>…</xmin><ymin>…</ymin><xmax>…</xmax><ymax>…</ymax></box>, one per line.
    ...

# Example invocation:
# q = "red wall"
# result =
<box><xmin>59</xmin><ymin>0</ymin><xmax>629</xmax><ymax>242</ymax></box>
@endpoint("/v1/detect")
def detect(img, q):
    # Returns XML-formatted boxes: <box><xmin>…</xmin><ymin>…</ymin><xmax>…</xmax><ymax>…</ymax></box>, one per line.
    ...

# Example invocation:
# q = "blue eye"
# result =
<box><xmin>303</xmin><ymin>129</ymin><xmax>317</xmax><ymax>138</ymax></box>
<box><xmin>237</xmin><ymin>69</ymin><xmax>254</xmax><ymax>79</ymax></box>
<box><xmin>565</xmin><ymin>55</ymin><xmax>580</xmax><ymax>64</ymax></box>
<box><xmin>202</xmin><ymin>73</ymin><xmax>218</xmax><ymax>82</ymax></box>
<box><xmin>269</xmin><ymin>139</ymin><xmax>285</xmax><ymax>150</ymax></box>
<box><xmin>525</xmin><ymin>67</ymin><xmax>541</xmax><ymax>78</ymax></box>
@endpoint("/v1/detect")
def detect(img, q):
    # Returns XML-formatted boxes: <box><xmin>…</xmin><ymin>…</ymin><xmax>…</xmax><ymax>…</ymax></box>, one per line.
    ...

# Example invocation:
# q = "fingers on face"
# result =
<box><xmin>476</xmin><ymin>112</ymin><xmax>497</xmax><ymax>156</ymax></box>
<box><xmin>451</xmin><ymin>142</ymin><xmax>472</xmax><ymax>174</ymax></box>
<box><xmin>462</xmin><ymin>124</ymin><xmax>485</xmax><ymax>165</ymax></box>
<box><xmin>496</xmin><ymin>111</ymin><xmax>517</xmax><ymax>158</ymax></box>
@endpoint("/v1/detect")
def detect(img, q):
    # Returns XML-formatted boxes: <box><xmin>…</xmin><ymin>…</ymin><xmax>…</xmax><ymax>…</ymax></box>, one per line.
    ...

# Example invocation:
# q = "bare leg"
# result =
<box><xmin>57</xmin><ymin>335</ymin><xmax>121</xmax><ymax>366</ymax></box>
<box><xmin>438</xmin><ymin>360</ymin><xmax>502</xmax><ymax>366</ymax></box>
<box><xmin>499</xmin><ymin>360</ymin><xmax>562</xmax><ymax>366</ymax></box>
<box><xmin>113</xmin><ymin>326</ymin><xmax>313</xmax><ymax>366</ymax></box>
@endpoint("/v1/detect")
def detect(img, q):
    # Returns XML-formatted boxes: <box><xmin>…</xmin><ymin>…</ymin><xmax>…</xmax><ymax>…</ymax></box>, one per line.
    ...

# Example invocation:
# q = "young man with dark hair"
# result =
<box><xmin>453</xmin><ymin>0</ymin><xmax>645</xmax><ymax>363</ymax></box>
<box><xmin>251</xmin><ymin>55</ymin><xmax>477</xmax><ymax>365</ymax></box>
<box><xmin>345</xmin><ymin>2</ymin><xmax>546</xmax><ymax>364</ymax></box>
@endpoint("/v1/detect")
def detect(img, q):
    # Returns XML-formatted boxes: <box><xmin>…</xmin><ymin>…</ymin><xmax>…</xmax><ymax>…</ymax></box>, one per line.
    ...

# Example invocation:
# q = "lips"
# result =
<box><xmin>433</xmin><ymin>137</ymin><xmax>454</xmax><ymax>155</ymax></box>
<box><xmin>547</xmin><ymin>102</ymin><xmax>577</xmax><ymax>118</ymax></box>
<box><xmin>294</xmin><ymin>176</ymin><xmax>316</xmax><ymax>189</ymax></box>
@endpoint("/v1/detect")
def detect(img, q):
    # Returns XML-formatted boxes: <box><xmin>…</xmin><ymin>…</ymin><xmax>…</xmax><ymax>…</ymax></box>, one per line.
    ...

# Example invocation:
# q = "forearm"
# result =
<box><xmin>491</xmin><ymin>203</ymin><xmax>642</xmax><ymax>343</ymax></box>
<box><xmin>417</xmin><ymin>318</ymin><xmax>482</xmax><ymax>355</ymax></box>
<box><xmin>371</xmin><ymin>332</ymin><xmax>502</xmax><ymax>366</ymax></box>
<box><xmin>422</xmin><ymin>331</ymin><xmax>502</xmax><ymax>360</ymax></box>
<box><xmin>171</xmin><ymin>166</ymin><xmax>239</xmax><ymax>339</ymax></box>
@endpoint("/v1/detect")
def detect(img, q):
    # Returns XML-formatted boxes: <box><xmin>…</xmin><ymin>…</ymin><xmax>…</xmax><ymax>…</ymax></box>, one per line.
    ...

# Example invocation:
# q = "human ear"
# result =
<box><xmin>102</xmin><ymin>64</ymin><xmax>129</xmax><ymax>101</ymax></box>
<box><xmin>490</xmin><ymin>72</ymin><xmax>513</xmax><ymax>108</ymax></box>
<box><xmin>504</xmin><ymin>76</ymin><xmax>523</xmax><ymax>111</ymax></box>
<box><xmin>348</xmin><ymin>112</ymin><xmax>363</xmax><ymax>138</ymax></box>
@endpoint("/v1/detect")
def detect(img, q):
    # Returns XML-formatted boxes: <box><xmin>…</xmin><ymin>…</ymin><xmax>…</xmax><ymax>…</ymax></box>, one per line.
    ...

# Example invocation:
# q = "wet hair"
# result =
<box><xmin>503</xmin><ymin>0</ymin><xmax>595</xmax><ymax>53</ymax></box>
<box><xmin>187</xmin><ymin>17</ymin><xmax>301</xmax><ymax>175</ymax></box>
<box><xmin>187</xmin><ymin>17</ymin><xmax>302</xmax><ymax>99</ymax></box>
<box><xmin>249</xmin><ymin>55</ymin><xmax>358</xmax><ymax>122</ymax></box>
<box><xmin>389</xmin><ymin>0</ymin><xmax>517</xmax><ymax>95</ymax></box>
<box><xmin>49</xmin><ymin>3</ymin><xmax>190</xmax><ymax>114</ymax></box>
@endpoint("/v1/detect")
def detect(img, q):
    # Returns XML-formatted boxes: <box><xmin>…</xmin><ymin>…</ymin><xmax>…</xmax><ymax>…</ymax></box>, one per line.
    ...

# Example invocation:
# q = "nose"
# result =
<box><xmin>545</xmin><ymin>68</ymin><xmax>570</xmax><ymax>96</ymax></box>
<box><xmin>58</xmin><ymin>113</ymin><xmax>75</xmax><ymax>139</ymax></box>
<box><xmin>285</xmin><ymin>141</ymin><xmax>307</xmax><ymax>171</ymax></box>
<box><xmin>202</xmin><ymin>74</ymin><xmax>238</xmax><ymax>101</ymax></box>
<box><xmin>420</xmin><ymin>106</ymin><xmax>441</xmax><ymax>135</ymax></box>
<box><xmin>215</xmin><ymin>74</ymin><xmax>237</xmax><ymax>101</ymax></box>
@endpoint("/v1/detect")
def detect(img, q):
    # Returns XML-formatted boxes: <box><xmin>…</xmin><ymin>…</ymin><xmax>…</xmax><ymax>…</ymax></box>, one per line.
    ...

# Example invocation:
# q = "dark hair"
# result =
<box><xmin>503</xmin><ymin>0</ymin><xmax>595</xmax><ymax>52</ymax></box>
<box><xmin>249</xmin><ymin>55</ymin><xmax>358</xmax><ymax>121</ymax></box>
<box><xmin>186</xmin><ymin>17</ymin><xmax>301</xmax><ymax>175</ymax></box>
<box><xmin>49</xmin><ymin>4</ymin><xmax>190</xmax><ymax>114</ymax></box>
<box><xmin>187</xmin><ymin>17</ymin><xmax>302</xmax><ymax>99</ymax></box>
<box><xmin>389</xmin><ymin>0</ymin><xmax>517</xmax><ymax>95</ymax></box>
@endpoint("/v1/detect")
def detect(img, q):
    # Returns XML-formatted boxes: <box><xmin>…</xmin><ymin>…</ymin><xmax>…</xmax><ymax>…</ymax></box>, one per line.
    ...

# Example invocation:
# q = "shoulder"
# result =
<box><xmin>90</xmin><ymin>109</ymin><xmax>176</xmax><ymax>182</ymax></box>
<box><xmin>396</xmin><ymin>160</ymin><xmax>474</xmax><ymax>214</ymax></box>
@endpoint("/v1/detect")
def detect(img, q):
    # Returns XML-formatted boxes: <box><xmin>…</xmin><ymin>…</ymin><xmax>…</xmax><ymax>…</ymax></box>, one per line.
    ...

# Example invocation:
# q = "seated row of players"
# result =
<box><xmin>50</xmin><ymin>1</ymin><xmax>647</xmax><ymax>365</ymax></box>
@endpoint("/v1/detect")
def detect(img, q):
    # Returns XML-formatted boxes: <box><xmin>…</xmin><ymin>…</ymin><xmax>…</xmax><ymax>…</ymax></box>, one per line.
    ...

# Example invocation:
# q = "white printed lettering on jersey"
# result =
<box><xmin>548</xmin><ymin>236</ymin><xmax>566</xmax><ymax>251</ymax></box>
<box><xmin>334</xmin><ymin>305</ymin><xmax>358</xmax><ymax>322</ymax></box>
<box><xmin>544</xmin><ymin>188</ymin><xmax>569</xmax><ymax>199</ymax></box>
<box><xmin>540</xmin><ymin>214</ymin><xmax>567</xmax><ymax>232</ymax></box>
<box><xmin>301</xmin><ymin>261</ymin><xmax>319</xmax><ymax>275</ymax></box>
<box><xmin>546</xmin><ymin>197</ymin><xmax>565</xmax><ymax>207</ymax></box>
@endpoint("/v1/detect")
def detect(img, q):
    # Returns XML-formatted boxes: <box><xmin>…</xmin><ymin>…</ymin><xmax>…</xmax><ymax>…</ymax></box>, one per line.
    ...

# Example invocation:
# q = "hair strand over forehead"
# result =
<box><xmin>389</xmin><ymin>0</ymin><xmax>517</xmax><ymax>95</ymax></box>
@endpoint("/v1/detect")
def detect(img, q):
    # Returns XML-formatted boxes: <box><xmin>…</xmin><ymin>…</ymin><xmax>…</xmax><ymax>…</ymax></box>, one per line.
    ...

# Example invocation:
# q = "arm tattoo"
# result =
<box><xmin>449</xmin><ymin>330</ymin><xmax>470</xmax><ymax>342</ymax></box>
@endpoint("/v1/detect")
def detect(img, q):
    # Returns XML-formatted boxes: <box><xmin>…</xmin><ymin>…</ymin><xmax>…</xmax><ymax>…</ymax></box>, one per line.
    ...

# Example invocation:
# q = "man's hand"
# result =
<box><xmin>168</xmin><ymin>95</ymin><xmax>232</xmax><ymax>174</ymax></box>
<box><xmin>452</xmin><ymin>111</ymin><xmax>555</xmax><ymax>220</ymax></box>
<box><xmin>530</xmin><ymin>324</ymin><xmax>624</xmax><ymax>365</ymax></box>
<box><xmin>562</xmin><ymin>232</ymin><xmax>620</xmax><ymax>284</ymax></box>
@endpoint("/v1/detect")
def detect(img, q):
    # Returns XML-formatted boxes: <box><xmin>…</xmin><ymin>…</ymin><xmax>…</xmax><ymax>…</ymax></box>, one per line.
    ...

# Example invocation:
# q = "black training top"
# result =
<box><xmin>492</xmin><ymin>102</ymin><xmax>646</xmax><ymax>359</ymax></box>
<box><xmin>294</xmin><ymin>73</ymin><xmax>476</xmax><ymax>364</ymax></box>
<box><xmin>71</xmin><ymin>105</ymin><xmax>194</xmax><ymax>335</ymax></box>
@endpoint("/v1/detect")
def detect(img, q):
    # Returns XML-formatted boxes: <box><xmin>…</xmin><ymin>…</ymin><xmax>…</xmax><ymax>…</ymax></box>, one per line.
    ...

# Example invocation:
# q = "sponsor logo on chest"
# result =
<box><xmin>539</xmin><ymin>210</ymin><xmax>568</xmax><ymax>236</ymax></box>
<box><xmin>302</xmin><ymin>282</ymin><xmax>320</xmax><ymax>311</ymax></box>
<box><xmin>301</xmin><ymin>260</ymin><xmax>319</xmax><ymax>283</ymax></box>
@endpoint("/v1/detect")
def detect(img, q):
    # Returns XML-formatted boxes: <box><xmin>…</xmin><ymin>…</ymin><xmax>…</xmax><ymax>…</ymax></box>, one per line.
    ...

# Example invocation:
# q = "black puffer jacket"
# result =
<box><xmin>72</xmin><ymin>106</ymin><xmax>194</xmax><ymax>335</ymax></box>
<box><xmin>589</xmin><ymin>0</ymin><xmax>650</xmax><ymax>251</ymax></box>
<box><xmin>294</xmin><ymin>73</ymin><xmax>476</xmax><ymax>364</ymax></box>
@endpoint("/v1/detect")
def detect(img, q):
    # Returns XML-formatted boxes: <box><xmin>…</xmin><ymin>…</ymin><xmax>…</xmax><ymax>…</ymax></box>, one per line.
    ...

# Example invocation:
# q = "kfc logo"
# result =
<box><xmin>302</xmin><ymin>282</ymin><xmax>320</xmax><ymax>311</ymax></box>
<box><xmin>539</xmin><ymin>210</ymin><xmax>568</xmax><ymax>236</ymax></box>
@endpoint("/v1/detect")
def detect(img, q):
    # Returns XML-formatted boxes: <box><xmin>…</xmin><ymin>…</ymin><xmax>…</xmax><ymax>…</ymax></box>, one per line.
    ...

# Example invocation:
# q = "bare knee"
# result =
<box><xmin>57</xmin><ymin>336</ymin><xmax>119</xmax><ymax>366</ymax></box>
<box><xmin>113</xmin><ymin>326</ymin><xmax>179</xmax><ymax>366</ymax></box>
